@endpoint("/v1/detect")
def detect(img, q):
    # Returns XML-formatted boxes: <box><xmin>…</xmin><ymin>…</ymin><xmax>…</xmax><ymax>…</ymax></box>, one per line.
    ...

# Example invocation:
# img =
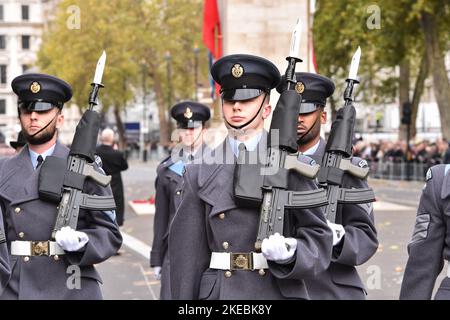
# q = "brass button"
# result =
<box><xmin>18</xmin><ymin>232</ymin><xmax>25</xmax><ymax>238</ymax></box>
<box><xmin>219</xmin><ymin>213</ymin><xmax>225</xmax><ymax>220</ymax></box>
<box><xmin>222</xmin><ymin>241</ymin><xmax>229</xmax><ymax>250</ymax></box>
<box><xmin>23</xmin><ymin>256</ymin><xmax>29</xmax><ymax>262</ymax></box>
<box><xmin>53</xmin><ymin>255</ymin><xmax>59</xmax><ymax>261</ymax></box>
<box><xmin>14</xmin><ymin>207</ymin><xmax>21</xmax><ymax>214</ymax></box>
<box><xmin>224</xmin><ymin>271</ymin><xmax>232</xmax><ymax>278</ymax></box>
<box><xmin>258</xmin><ymin>269</ymin><xmax>266</xmax><ymax>276</ymax></box>
<box><xmin>176</xmin><ymin>191</ymin><xmax>181</xmax><ymax>195</ymax></box>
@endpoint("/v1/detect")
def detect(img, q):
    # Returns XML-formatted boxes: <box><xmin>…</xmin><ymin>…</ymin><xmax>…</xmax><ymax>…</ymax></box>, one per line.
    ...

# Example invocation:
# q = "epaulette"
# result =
<box><xmin>159</xmin><ymin>155</ymin><xmax>171</xmax><ymax>166</ymax></box>
<box><xmin>440</xmin><ymin>165</ymin><xmax>450</xmax><ymax>199</ymax></box>
<box><xmin>445</xmin><ymin>164</ymin><xmax>450</xmax><ymax>176</ymax></box>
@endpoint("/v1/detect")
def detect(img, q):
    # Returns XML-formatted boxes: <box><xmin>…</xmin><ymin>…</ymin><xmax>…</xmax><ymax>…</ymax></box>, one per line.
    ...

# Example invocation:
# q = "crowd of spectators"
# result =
<box><xmin>353</xmin><ymin>138</ymin><xmax>450</xmax><ymax>168</ymax></box>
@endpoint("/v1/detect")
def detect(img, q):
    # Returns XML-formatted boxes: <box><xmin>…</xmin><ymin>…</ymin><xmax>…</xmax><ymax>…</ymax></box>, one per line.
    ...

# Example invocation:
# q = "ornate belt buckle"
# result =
<box><xmin>230</xmin><ymin>253</ymin><xmax>253</xmax><ymax>270</ymax></box>
<box><xmin>31</xmin><ymin>241</ymin><xmax>49</xmax><ymax>256</ymax></box>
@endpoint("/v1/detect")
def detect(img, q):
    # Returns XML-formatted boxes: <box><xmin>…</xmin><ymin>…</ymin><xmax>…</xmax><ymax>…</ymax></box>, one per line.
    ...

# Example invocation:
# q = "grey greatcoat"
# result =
<box><xmin>400</xmin><ymin>164</ymin><xmax>450</xmax><ymax>300</ymax></box>
<box><xmin>0</xmin><ymin>201</ymin><xmax>10</xmax><ymax>293</ymax></box>
<box><xmin>168</xmin><ymin>138</ymin><xmax>333</xmax><ymax>300</ymax></box>
<box><xmin>0</xmin><ymin>142</ymin><xmax>123</xmax><ymax>299</ymax></box>
<box><xmin>150</xmin><ymin>155</ymin><xmax>184</xmax><ymax>300</ymax></box>
<box><xmin>151</xmin><ymin>146</ymin><xmax>210</xmax><ymax>300</ymax></box>
<box><xmin>303</xmin><ymin>138</ymin><xmax>378</xmax><ymax>299</ymax></box>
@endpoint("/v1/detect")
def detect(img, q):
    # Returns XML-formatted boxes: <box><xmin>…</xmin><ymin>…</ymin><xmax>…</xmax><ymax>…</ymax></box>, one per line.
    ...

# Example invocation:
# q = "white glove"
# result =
<box><xmin>55</xmin><ymin>226</ymin><xmax>89</xmax><ymax>252</ymax></box>
<box><xmin>261</xmin><ymin>233</ymin><xmax>297</xmax><ymax>262</ymax></box>
<box><xmin>153</xmin><ymin>266</ymin><xmax>162</xmax><ymax>280</ymax></box>
<box><xmin>327</xmin><ymin>220</ymin><xmax>346</xmax><ymax>246</ymax></box>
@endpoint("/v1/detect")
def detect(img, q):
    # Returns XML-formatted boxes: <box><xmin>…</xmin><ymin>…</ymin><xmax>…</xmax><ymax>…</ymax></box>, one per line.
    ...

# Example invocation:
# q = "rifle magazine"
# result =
<box><xmin>287</xmin><ymin>189</ymin><xmax>328</xmax><ymax>208</ymax></box>
<box><xmin>338</xmin><ymin>188</ymin><xmax>376</xmax><ymax>204</ymax></box>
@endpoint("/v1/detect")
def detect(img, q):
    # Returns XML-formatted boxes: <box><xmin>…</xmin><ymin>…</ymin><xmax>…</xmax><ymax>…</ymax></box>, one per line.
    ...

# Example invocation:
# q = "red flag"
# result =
<box><xmin>202</xmin><ymin>0</ymin><xmax>222</xmax><ymax>59</ymax></box>
<box><xmin>203</xmin><ymin>0</ymin><xmax>222</xmax><ymax>99</ymax></box>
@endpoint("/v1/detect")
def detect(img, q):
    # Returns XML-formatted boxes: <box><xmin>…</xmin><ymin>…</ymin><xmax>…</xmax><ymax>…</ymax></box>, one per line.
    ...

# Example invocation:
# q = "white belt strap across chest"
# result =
<box><xmin>11</xmin><ymin>240</ymin><xmax>65</xmax><ymax>256</ymax></box>
<box><xmin>210</xmin><ymin>252</ymin><xmax>268</xmax><ymax>270</ymax></box>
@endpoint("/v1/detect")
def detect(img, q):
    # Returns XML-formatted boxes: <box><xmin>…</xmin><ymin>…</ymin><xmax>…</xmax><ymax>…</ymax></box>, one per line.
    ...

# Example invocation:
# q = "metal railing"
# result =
<box><xmin>368</xmin><ymin>160</ymin><xmax>431</xmax><ymax>181</ymax></box>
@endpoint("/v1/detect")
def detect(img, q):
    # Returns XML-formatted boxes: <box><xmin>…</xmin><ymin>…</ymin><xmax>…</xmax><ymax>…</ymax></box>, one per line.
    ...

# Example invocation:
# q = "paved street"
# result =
<box><xmin>96</xmin><ymin>159</ymin><xmax>446</xmax><ymax>300</ymax></box>
<box><xmin>97</xmin><ymin>158</ymin><xmax>160</xmax><ymax>299</ymax></box>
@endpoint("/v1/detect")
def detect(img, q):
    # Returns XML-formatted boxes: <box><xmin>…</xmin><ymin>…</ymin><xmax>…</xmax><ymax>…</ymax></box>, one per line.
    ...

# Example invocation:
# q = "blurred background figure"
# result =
<box><xmin>9</xmin><ymin>131</ymin><xmax>27</xmax><ymax>153</ymax></box>
<box><xmin>96</xmin><ymin>128</ymin><xmax>129</xmax><ymax>227</ymax></box>
<box><xmin>150</xmin><ymin>101</ymin><xmax>210</xmax><ymax>299</ymax></box>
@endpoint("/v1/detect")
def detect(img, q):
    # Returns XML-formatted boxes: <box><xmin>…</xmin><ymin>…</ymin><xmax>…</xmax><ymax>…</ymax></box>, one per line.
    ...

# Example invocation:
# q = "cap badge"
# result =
<box><xmin>30</xmin><ymin>82</ymin><xmax>41</xmax><ymax>94</ymax></box>
<box><xmin>184</xmin><ymin>107</ymin><xmax>193</xmax><ymax>119</ymax></box>
<box><xmin>231</xmin><ymin>64</ymin><xmax>244</xmax><ymax>78</ymax></box>
<box><xmin>295</xmin><ymin>81</ymin><xmax>305</xmax><ymax>94</ymax></box>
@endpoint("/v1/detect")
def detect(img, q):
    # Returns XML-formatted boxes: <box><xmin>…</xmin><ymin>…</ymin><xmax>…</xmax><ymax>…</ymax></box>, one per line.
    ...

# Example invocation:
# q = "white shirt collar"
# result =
<box><xmin>29</xmin><ymin>143</ymin><xmax>56</xmax><ymax>169</ymax></box>
<box><xmin>228</xmin><ymin>132</ymin><xmax>263</xmax><ymax>158</ymax></box>
<box><xmin>300</xmin><ymin>139</ymin><xmax>320</xmax><ymax>156</ymax></box>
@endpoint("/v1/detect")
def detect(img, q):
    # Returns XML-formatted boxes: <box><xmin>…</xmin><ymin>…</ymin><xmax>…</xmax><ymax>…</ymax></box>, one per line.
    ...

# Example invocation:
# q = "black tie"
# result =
<box><xmin>237</xmin><ymin>143</ymin><xmax>246</xmax><ymax>163</ymax></box>
<box><xmin>36</xmin><ymin>155</ymin><xmax>43</xmax><ymax>169</ymax></box>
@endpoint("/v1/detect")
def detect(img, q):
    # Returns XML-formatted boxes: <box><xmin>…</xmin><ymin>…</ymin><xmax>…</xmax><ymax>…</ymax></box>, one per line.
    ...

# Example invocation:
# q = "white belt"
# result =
<box><xmin>210</xmin><ymin>252</ymin><xmax>268</xmax><ymax>270</ymax></box>
<box><xmin>11</xmin><ymin>241</ymin><xmax>65</xmax><ymax>256</ymax></box>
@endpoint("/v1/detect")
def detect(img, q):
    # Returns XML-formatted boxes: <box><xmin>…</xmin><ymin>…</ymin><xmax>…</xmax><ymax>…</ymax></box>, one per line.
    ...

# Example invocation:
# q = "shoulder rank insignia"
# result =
<box><xmin>94</xmin><ymin>154</ymin><xmax>103</xmax><ymax>168</ymax></box>
<box><xmin>426</xmin><ymin>168</ymin><xmax>432</xmax><ymax>181</ymax></box>
<box><xmin>358</xmin><ymin>159</ymin><xmax>368</xmax><ymax>168</ymax></box>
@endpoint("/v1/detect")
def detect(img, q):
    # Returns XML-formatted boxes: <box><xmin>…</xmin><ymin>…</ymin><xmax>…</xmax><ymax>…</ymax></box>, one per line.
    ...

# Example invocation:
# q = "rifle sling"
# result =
<box><xmin>318</xmin><ymin>166</ymin><xmax>345</xmax><ymax>185</ymax></box>
<box><xmin>263</xmin><ymin>168</ymin><xmax>289</xmax><ymax>189</ymax></box>
<box><xmin>63</xmin><ymin>171</ymin><xmax>86</xmax><ymax>190</ymax></box>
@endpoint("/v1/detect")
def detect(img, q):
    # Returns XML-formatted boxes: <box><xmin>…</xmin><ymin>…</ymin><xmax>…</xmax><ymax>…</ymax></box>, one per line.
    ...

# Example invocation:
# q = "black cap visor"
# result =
<box><xmin>18</xmin><ymin>101</ymin><xmax>61</xmax><ymax>112</ymax></box>
<box><xmin>222</xmin><ymin>88</ymin><xmax>265</xmax><ymax>101</ymax></box>
<box><xmin>177</xmin><ymin>120</ymin><xmax>204</xmax><ymax>129</ymax></box>
<box><xmin>299</xmin><ymin>103</ymin><xmax>322</xmax><ymax>114</ymax></box>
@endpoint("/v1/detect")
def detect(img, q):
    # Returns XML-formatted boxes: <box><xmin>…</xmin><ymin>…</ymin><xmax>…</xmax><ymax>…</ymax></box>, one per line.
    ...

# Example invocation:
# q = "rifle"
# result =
<box><xmin>232</xmin><ymin>19</ymin><xmax>329</xmax><ymax>251</ymax></box>
<box><xmin>317</xmin><ymin>47</ymin><xmax>376</xmax><ymax>223</ymax></box>
<box><xmin>38</xmin><ymin>51</ymin><xmax>117</xmax><ymax>239</ymax></box>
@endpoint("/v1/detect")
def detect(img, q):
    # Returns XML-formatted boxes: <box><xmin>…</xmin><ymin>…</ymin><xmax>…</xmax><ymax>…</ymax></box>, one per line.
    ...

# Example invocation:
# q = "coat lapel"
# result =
<box><xmin>21</xmin><ymin>141</ymin><xmax>69</xmax><ymax>202</ymax></box>
<box><xmin>52</xmin><ymin>141</ymin><xmax>70</xmax><ymax>159</ymax></box>
<box><xmin>197</xmin><ymin>140</ymin><xmax>238</xmax><ymax>217</ymax></box>
<box><xmin>0</xmin><ymin>145</ymin><xmax>37</xmax><ymax>203</ymax></box>
<box><xmin>311</xmin><ymin>138</ymin><xmax>326</xmax><ymax>164</ymax></box>
<box><xmin>0</xmin><ymin>142</ymin><xmax>69</xmax><ymax>205</ymax></box>
<box><xmin>441</xmin><ymin>166</ymin><xmax>450</xmax><ymax>200</ymax></box>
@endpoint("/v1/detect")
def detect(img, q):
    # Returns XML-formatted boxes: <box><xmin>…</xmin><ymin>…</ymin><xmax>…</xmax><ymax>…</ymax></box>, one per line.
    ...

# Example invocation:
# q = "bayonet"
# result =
<box><xmin>289</xmin><ymin>18</ymin><xmax>302</xmax><ymax>60</ymax></box>
<box><xmin>317</xmin><ymin>46</ymin><xmax>376</xmax><ymax>223</ymax></box>
<box><xmin>89</xmin><ymin>51</ymin><xmax>106</xmax><ymax>110</ymax></box>
<box><xmin>348</xmin><ymin>46</ymin><xmax>361</xmax><ymax>81</ymax></box>
<box><xmin>93</xmin><ymin>50</ymin><xmax>106</xmax><ymax>85</ymax></box>
<box><xmin>285</xmin><ymin>18</ymin><xmax>303</xmax><ymax>89</ymax></box>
